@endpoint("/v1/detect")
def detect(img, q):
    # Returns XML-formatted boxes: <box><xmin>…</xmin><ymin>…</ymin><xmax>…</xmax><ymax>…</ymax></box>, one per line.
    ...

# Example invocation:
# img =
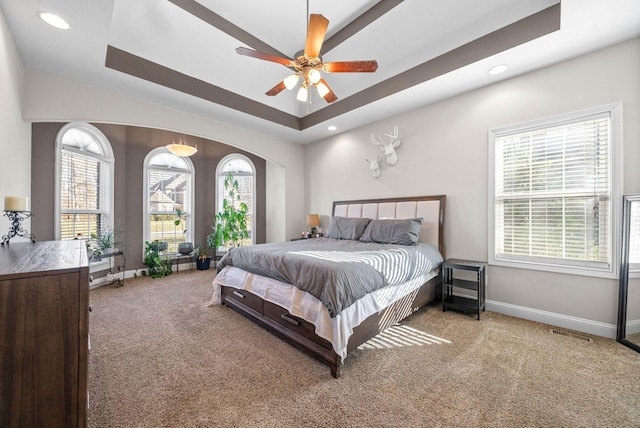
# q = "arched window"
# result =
<box><xmin>143</xmin><ymin>148</ymin><xmax>195</xmax><ymax>253</ymax></box>
<box><xmin>55</xmin><ymin>122</ymin><xmax>114</xmax><ymax>241</ymax></box>
<box><xmin>216</xmin><ymin>154</ymin><xmax>255</xmax><ymax>247</ymax></box>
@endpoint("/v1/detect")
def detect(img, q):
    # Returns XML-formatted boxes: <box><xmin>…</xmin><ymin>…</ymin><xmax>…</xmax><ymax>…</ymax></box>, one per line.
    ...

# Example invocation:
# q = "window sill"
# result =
<box><xmin>490</xmin><ymin>257</ymin><xmax>616</xmax><ymax>279</ymax></box>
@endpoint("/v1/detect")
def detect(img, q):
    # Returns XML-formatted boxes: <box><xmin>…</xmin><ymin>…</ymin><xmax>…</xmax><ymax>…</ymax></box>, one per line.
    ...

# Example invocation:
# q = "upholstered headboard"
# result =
<box><xmin>332</xmin><ymin>195</ymin><xmax>446</xmax><ymax>258</ymax></box>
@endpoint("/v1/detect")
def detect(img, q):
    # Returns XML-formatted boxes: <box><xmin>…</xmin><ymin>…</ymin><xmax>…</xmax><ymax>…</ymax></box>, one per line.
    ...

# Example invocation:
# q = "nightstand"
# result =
<box><xmin>442</xmin><ymin>258</ymin><xmax>486</xmax><ymax>320</ymax></box>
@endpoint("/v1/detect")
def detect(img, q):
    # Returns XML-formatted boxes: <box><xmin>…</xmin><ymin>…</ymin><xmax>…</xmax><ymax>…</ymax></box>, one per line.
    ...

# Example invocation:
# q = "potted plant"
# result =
<box><xmin>85</xmin><ymin>229</ymin><xmax>114</xmax><ymax>262</ymax></box>
<box><xmin>192</xmin><ymin>245</ymin><xmax>211</xmax><ymax>270</ymax></box>
<box><xmin>93</xmin><ymin>228</ymin><xmax>114</xmax><ymax>251</ymax></box>
<box><xmin>210</xmin><ymin>171</ymin><xmax>249</xmax><ymax>253</ymax></box>
<box><xmin>178</xmin><ymin>241</ymin><xmax>193</xmax><ymax>255</ymax></box>
<box><xmin>149</xmin><ymin>240</ymin><xmax>168</xmax><ymax>252</ymax></box>
<box><xmin>143</xmin><ymin>240</ymin><xmax>172</xmax><ymax>278</ymax></box>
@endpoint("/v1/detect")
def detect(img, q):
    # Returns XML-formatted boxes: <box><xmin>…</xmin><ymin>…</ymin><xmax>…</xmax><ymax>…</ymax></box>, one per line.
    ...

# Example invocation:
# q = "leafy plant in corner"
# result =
<box><xmin>210</xmin><ymin>171</ymin><xmax>249</xmax><ymax>251</ymax></box>
<box><xmin>143</xmin><ymin>240</ymin><xmax>172</xmax><ymax>278</ymax></box>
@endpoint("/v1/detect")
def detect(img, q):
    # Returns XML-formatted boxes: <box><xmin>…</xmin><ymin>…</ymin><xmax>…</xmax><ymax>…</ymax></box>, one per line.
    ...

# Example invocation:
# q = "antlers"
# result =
<box><xmin>370</xmin><ymin>126</ymin><xmax>401</xmax><ymax>166</ymax></box>
<box><xmin>371</xmin><ymin>126</ymin><xmax>399</xmax><ymax>147</ymax></box>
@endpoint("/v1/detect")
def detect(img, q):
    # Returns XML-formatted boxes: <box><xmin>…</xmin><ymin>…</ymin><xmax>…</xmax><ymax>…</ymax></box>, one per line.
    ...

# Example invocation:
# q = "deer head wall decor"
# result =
<box><xmin>371</xmin><ymin>126</ymin><xmax>401</xmax><ymax>166</ymax></box>
<box><xmin>365</xmin><ymin>155</ymin><xmax>381</xmax><ymax>178</ymax></box>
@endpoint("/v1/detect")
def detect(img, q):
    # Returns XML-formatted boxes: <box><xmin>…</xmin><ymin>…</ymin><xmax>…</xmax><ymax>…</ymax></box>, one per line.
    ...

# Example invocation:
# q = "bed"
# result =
<box><xmin>210</xmin><ymin>195</ymin><xmax>446</xmax><ymax>378</ymax></box>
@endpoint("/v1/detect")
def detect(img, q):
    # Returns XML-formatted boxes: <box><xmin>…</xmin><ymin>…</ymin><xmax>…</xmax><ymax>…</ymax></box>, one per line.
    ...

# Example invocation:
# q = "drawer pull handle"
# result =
<box><xmin>281</xmin><ymin>314</ymin><xmax>300</xmax><ymax>326</ymax></box>
<box><xmin>233</xmin><ymin>291</ymin><xmax>245</xmax><ymax>299</ymax></box>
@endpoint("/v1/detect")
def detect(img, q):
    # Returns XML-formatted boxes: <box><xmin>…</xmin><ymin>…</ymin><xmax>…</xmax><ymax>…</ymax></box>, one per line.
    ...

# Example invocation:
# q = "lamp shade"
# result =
<box><xmin>283</xmin><ymin>74</ymin><xmax>300</xmax><ymax>90</ymax></box>
<box><xmin>306</xmin><ymin>214</ymin><xmax>320</xmax><ymax>227</ymax></box>
<box><xmin>296</xmin><ymin>86</ymin><xmax>308</xmax><ymax>102</ymax></box>
<box><xmin>308</xmin><ymin>69</ymin><xmax>321</xmax><ymax>84</ymax></box>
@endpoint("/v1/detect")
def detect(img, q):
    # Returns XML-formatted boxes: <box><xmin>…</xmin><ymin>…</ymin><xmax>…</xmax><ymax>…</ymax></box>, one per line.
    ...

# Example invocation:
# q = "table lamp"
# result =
<box><xmin>306</xmin><ymin>214</ymin><xmax>320</xmax><ymax>238</ymax></box>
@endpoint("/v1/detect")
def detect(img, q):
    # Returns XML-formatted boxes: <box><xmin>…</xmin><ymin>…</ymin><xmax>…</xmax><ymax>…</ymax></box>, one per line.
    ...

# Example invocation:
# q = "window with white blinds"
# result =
<box><xmin>216</xmin><ymin>155</ymin><xmax>255</xmax><ymax>247</ymax></box>
<box><xmin>144</xmin><ymin>149</ymin><xmax>194</xmax><ymax>253</ymax></box>
<box><xmin>489</xmin><ymin>103</ymin><xmax>622</xmax><ymax>277</ymax></box>
<box><xmin>56</xmin><ymin>123</ymin><xmax>113</xmax><ymax>242</ymax></box>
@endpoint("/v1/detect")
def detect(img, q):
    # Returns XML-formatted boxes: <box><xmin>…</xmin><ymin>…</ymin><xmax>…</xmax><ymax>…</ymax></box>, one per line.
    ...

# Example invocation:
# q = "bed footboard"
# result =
<box><xmin>220</xmin><ymin>273</ymin><xmax>439</xmax><ymax>378</ymax></box>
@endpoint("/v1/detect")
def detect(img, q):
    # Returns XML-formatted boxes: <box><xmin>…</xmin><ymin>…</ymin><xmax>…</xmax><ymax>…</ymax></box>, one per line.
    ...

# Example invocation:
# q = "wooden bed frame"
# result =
<box><xmin>220</xmin><ymin>195</ymin><xmax>446</xmax><ymax>378</ymax></box>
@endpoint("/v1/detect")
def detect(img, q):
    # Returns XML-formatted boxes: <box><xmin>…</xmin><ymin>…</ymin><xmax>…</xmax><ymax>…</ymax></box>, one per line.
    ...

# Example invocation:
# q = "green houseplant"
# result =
<box><xmin>174</xmin><ymin>208</ymin><xmax>186</xmax><ymax>229</ymax></box>
<box><xmin>93</xmin><ymin>228</ymin><xmax>114</xmax><ymax>251</ymax></box>
<box><xmin>192</xmin><ymin>245</ymin><xmax>211</xmax><ymax>270</ymax></box>
<box><xmin>143</xmin><ymin>240</ymin><xmax>172</xmax><ymax>278</ymax></box>
<box><xmin>210</xmin><ymin>171</ymin><xmax>249</xmax><ymax>252</ymax></box>
<box><xmin>85</xmin><ymin>228</ymin><xmax>115</xmax><ymax>262</ymax></box>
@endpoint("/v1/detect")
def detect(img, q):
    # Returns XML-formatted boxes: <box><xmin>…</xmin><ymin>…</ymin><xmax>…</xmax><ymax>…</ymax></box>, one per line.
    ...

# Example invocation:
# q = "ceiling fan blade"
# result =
<box><xmin>317</xmin><ymin>78</ymin><xmax>338</xmax><ymax>103</ymax></box>
<box><xmin>265</xmin><ymin>80</ymin><xmax>287</xmax><ymax>96</ymax></box>
<box><xmin>304</xmin><ymin>14</ymin><xmax>329</xmax><ymax>58</ymax></box>
<box><xmin>236</xmin><ymin>47</ymin><xmax>294</xmax><ymax>67</ymax></box>
<box><xmin>323</xmin><ymin>60</ymin><xmax>378</xmax><ymax>73</ymax></box>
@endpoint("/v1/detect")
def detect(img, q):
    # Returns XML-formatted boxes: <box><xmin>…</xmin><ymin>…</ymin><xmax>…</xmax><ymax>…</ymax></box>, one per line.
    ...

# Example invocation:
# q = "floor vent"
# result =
<box><xmin>550</xmin><ymin>328</ymin><xmax>593</xmax><ymax>343</ymax></box>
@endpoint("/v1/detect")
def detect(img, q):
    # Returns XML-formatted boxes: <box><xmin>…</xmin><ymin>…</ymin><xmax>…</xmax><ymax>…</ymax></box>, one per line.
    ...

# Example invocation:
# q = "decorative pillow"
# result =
<box><xmin>326</xmin><ymin>216</ymin><xmax>371</xmax><ymax>240</ymax></box>
<box><xmin>359</xmin><ymin>218</ymin><xmax>423</xmax><ymax>245</ymax></box>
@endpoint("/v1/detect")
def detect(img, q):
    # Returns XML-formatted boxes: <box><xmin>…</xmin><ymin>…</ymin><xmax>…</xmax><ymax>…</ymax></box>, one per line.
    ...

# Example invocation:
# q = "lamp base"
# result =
<box><xmin>2</xmin><ymin>211</ymin><xmax>36</xmax><ymax>245</ymax></box>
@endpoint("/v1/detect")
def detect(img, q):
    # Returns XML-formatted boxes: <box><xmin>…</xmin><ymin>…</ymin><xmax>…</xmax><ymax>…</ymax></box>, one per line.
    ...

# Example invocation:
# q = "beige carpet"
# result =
<box><xmin>88</xmin><ymin>271</ymin><xmax>640</xmax><ymax>427</ymax></box>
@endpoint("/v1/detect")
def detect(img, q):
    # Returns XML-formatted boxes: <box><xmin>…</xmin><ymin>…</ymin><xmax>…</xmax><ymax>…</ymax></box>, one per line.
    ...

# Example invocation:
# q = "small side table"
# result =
<box><xmin>173</xmin><ymin>254</ymin><xmax>193</xmax><ymax>273</ymax></box>
<box><xmin>442</xmin><ymin>258</ymin><xmax>486</xmax><ymax>320</ymax></box>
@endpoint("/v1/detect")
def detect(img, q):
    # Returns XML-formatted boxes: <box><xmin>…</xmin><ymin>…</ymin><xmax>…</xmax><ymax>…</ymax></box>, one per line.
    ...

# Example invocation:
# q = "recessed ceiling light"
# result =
<box><xmin>488</xmin><ymin>64</ymin><xmax>508</xmax><ymax>75</ymax></box>
<box><xmin>328</xmin><ymin>125</ymin><xmax>337</xmax><ymax>131</ymax></box>
<box><xmin>38</xmin><ymin>11</ymin><xmax>70</xmax><ymax>30</ymax></box>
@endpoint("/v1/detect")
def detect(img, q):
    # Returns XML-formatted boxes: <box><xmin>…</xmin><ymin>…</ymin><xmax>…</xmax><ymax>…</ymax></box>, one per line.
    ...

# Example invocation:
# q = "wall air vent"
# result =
<box><xmin>550</xmin><ymin>328</ymin><xmax>593</xmax><ymax>343</ymax></box>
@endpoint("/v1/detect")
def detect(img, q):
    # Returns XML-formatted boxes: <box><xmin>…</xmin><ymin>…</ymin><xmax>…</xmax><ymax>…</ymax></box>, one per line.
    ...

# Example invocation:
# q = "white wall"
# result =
<box><xmin>305</xmin><ymin>38</ymin><xmax>640</xmax><ymax>337</ymax></box>
<box><xmin>0</xmin><ymin>10</ymin><xmax>31</xmax><ymax>238</ymax></box>
<box><xmin>20</xmin><ymin>69</ymin><xmax>306</xmax><ymax>244</ymax></box>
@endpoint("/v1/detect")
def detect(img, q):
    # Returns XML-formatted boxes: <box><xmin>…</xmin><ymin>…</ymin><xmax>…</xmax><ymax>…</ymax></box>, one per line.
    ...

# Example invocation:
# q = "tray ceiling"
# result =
<box><xmin>1</xmin><ymin>0</ymin><xmax>639</xmax><ymax>143</ymax></box>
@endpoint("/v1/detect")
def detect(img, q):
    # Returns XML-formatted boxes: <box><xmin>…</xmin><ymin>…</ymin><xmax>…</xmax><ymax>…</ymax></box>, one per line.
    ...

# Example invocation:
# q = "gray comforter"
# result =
<box><xmin>217</xmin><ymin>238</ymin><xmax>443</xmax><ymax>317</ymax></box>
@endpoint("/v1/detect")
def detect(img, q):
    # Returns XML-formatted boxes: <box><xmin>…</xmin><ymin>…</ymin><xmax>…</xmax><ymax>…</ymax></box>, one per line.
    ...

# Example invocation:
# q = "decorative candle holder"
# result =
<box><xmin>2</xmin><ymin>211</ymin><xmax>36</xmax><ymax>245</ymax></box>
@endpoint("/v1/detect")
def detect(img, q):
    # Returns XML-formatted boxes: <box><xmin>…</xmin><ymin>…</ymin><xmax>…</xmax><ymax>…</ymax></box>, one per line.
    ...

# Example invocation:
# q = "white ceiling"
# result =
<box><xmin>1</xmin><ymin>0</ymin><xmax>639</xmax><ymax>144</ymax></box>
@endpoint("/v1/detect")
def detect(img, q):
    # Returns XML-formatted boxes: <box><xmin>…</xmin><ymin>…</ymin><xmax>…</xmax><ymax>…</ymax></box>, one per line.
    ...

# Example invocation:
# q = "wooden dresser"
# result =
<box><xmin>0</xmin><ymin>240</ymin><xmax>89</xmax><ymax>428</ymax></box>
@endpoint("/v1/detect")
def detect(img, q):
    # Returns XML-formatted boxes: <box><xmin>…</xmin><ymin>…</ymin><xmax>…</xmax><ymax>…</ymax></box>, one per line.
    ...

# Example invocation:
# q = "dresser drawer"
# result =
<box><xmin>221</xmin><ymin>286</ymin><xmax>263</xmax><ymax>314</ymax></box>
<box><xmin>263</xmin><ymin>301</ymin><xmax>332</xmax><ymax>350</ymax></box>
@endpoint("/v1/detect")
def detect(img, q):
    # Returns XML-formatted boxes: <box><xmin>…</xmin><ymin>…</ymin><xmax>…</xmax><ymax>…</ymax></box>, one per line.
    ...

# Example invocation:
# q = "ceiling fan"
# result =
<box><xmin>236</xmin><ymin>13</ymin><xmax>378</xmax><ymax>104</ymax></box>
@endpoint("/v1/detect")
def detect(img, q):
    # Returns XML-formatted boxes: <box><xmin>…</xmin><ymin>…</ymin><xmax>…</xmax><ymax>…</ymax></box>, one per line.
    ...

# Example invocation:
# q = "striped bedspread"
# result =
<box><xmin>216</xmin><ymin>238</ymin><xmax>443</xmax><ymax>317</ymax></box>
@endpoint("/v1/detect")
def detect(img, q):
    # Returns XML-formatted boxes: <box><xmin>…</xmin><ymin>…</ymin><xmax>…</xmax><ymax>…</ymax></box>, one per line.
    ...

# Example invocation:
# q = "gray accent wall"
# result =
<box><xmin>30</xmin><ymin>123</ymin><xmax>266</xmax><ymax>269</ymax></box>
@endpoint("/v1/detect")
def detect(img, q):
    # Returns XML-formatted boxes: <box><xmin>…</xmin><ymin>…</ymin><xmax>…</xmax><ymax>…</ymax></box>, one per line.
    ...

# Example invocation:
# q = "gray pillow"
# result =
<box><xmin>326</xmin><ymin>216</ymin><xmax>371</xmax><ymax>240</ymax></box>
<box><xmin>359</xmin><ymin>218</ymin><xmax>423</xmax><ymax>245</ymax></box>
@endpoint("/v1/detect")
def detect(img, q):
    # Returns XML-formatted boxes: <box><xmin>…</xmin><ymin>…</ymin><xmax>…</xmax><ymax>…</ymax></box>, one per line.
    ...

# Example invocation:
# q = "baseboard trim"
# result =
<box><xmin>89</xmin><ymin>262</ymin><xmax>202</xmax><ymax>288</ymax></box>
<box><xmin>627</xmin><ymin>319</ymin><xmax>640</xmax><ymax>335</ymax></box>
<box><xmin>486</xmin><ymin>300</ymin><xmax>617</xmax><ymax>339</ymax></box>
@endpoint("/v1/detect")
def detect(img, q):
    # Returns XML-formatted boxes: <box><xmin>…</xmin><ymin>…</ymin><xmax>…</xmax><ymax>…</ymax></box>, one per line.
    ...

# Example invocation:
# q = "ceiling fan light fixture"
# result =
<box><xmin>296</xmin><ymin>86</ymin><xmax>309</xmax><ymax>102</ymax></box>
<box><xmin>307</xmin><ymin>68</ymin><xmax>321</xmax><ymax>84</ymax></box>
<box><xmin>166</xmin><ymin>138</ymin><xmax>197</xmax><ymax>157</ymax></box>
<box><xmin>235</xmin><ymin>13</ymin><xmax>377</xmax><ymax>104</ymax></box>
<box><xmin>284</xmin><ymin>74</ymin><xmax>300</xmax><ymax>90</ymax></box>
